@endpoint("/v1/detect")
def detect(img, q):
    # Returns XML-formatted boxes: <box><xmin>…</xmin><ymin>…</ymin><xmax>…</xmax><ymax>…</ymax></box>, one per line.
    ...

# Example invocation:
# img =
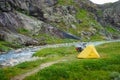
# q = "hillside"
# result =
<box><xmin>0</xmin><ymin>0</ymin><xmax>120</xmax><ymax>52</ymax></box>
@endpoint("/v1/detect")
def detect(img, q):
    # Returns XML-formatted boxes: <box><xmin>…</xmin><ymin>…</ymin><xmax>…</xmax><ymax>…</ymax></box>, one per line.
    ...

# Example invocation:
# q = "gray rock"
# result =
<box><xmin>98</xmin><ymin>1</ymin><xmax>120</xmax><ymax>31</ymax></box>
<box><xmin>0</xmin><ymin>0</ymin><xmax>120</xmax><ymax>53</ymax></box>
<box><xmin>71</xmin><ymin>24</ymin><xmax>77</xmax><ymax>29</ymax></box>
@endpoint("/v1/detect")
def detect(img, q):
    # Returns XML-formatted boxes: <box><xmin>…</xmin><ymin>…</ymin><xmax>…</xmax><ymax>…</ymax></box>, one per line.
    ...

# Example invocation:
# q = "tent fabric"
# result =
<box><xmin>77</xmin><ymin>45</ymin><xmax>100</xmax><ymax>59</ymax></box>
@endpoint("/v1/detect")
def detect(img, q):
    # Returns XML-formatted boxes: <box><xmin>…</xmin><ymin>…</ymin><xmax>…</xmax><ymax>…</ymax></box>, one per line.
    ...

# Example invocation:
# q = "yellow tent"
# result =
<box><xmin>77</xmin><ymin>45</ymin><xmax>100</xmax><ymax>59</ymax></box>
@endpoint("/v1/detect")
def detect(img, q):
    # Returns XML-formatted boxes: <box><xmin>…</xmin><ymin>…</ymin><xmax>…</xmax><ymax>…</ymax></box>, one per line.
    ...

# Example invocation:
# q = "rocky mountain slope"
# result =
<box><xmin>99</xmin><ymin>1</ymin><xmax>120</xmax><ymax>31</ymax></box>
<box><xmin>0</xmin><ymin>0</ymin><xmax>120</xmax><ymax>52</ymax></box>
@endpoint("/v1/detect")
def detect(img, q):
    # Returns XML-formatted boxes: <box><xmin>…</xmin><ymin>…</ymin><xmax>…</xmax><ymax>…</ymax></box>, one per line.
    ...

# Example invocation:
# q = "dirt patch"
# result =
<box><xmin>11</xmin><ymin>59</ymin><xmax>65</xmax><ymax>80</ymax></box>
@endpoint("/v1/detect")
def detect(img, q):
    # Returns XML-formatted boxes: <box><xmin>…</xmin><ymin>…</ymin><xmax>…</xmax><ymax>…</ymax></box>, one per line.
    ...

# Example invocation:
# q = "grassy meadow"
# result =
<box><xmin>0</xmin><ymin>46</ymin><xmax>76</xmax><ymax>80</ymax></box>
<box><xmin>0</xmin><ymin>42</ymin><xmax>120</xmax><ymax>80</ymax></box>
<box><xmin>24</xmin><ymin>42</ymin><xmax>120</xmax><ymax>80</ymax></box>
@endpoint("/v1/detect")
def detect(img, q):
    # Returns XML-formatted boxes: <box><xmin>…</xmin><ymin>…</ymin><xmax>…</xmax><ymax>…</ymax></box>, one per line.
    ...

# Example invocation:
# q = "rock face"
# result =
<box><xmin>75</xmin><ymin>0</ymin><xmax>120</xmax><ymax>39</ymax></box>
<box><xmin>100</xmin><ymin>1</ymin><xmax>120</xmax><ymax>30</ymax></box>
<box><xmin>0</xmin><ymin>0</ymin><xmax>81</xmax><ymax>46</ymax></box>
<box><xmin>0</xmin><ymin>0</ymin><xmax>120</xmax><ymax>49</ymax></box>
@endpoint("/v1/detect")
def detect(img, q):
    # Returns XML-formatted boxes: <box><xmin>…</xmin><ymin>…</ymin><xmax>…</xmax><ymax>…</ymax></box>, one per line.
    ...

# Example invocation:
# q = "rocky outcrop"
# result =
<box><xmin>76</xmin><ymin>0</ymin><xmax>120</xmax><ymax>31</ymax></box>
<box><xmin>0</xmin><ymin>0</ymin><xmax>82</xmax><ymax>47</ymax></box>
<box><xmin>75</xmin><ymin>0</ymin><xmax>120</xmax><ymax>39</ymax></box>
<box><xmin>0</xmin><ymin>12</ymin><xmax>23</xmax><ymax>32</ymax></box>
<box><xmin>0</xmin><ymin>0</ymin><xmax>120</xmax><ymax>51</ymax></box>
<box><xmin>100</xmin><ymin>1</ymin><xmax>120</xmax><ymax>30</ymax></box>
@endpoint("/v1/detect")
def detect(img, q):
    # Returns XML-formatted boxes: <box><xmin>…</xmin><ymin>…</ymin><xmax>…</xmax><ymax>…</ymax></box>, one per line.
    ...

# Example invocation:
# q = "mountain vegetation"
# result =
<box><xmin>0</xmin><ymin>0</ymin><xmax>120</xmax><ymax>52</ymax></box>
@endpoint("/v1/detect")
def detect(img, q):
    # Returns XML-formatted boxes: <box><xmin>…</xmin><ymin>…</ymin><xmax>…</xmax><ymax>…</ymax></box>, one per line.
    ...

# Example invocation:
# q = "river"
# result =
<box><xmin>0</xmin><ymin>40</ymin><xmax>120</xmax><ymax>67</ymax></box>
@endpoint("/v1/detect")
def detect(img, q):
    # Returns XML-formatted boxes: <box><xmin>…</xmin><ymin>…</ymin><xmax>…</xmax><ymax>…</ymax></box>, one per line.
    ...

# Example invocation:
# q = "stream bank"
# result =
<box><xmin>0</xmin><ymin>40</ymin><xmax>120</xmax><ymax>67</ymax></box>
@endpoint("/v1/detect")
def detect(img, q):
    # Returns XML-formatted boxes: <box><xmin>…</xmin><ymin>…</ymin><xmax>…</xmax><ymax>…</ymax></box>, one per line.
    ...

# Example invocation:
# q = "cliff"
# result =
<box><xmin>0</xmin><ymin>0</ymin><xmax>120</xmax><ymax>52</ymax></box>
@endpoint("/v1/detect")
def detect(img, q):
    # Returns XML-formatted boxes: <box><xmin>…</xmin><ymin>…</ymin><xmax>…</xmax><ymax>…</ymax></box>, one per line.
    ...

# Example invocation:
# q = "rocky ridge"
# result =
<box><xmin>0</xmin><ymin>0</ymin><xmax>120</xmax><ymax>53</ymax></box>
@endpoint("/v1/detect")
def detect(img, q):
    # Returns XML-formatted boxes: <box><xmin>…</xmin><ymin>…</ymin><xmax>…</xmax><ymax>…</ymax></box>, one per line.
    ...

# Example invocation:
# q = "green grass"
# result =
<box><xmin>105</xmin><ymin>26</ymin><xmax>120</xmax><ymax>34</ymax></box>
<box><xmin>24</xmin><ymin>42</ymin><xmax>120</xmax><ymax>80</ymax></box>
<box><xmin>90</xmin><ymin>33</ymin><xmax>106</xmax><ymax>41</ymax></box>
<box><xmin>33</xmin><ymin>46</ymin><xmax>77</xmax><ymax>57</ymax></box>
<box><xmin>0</xmin><ymin>44</ymin><xmax>11</xmax><ymax>52</ymax></box>
<box><xmin>75</xmin><ymin>9</ymin><xmax>103</xmax><ymax>32</ymax></box>
<box><xmin>0</xmin><ymin>56</ymin><xmax>63</xmax><ymax>80</ymax></box>
<box><xmin>0</xmin><ymin>45</ymin><xmax>77</xmax><ymax>80</ymax></box>
<box><xmin>57</xmin><ymin>0</ymin><xmax>75</xmax><ymax>5</ymax></box>
<box><xmin>0</xmin><ymin>41</ymin><xmax>22</xmax><ymax>52</ymax></box>
<box><xmin>33</xmin><ymin>34</ymin><xmax>78</xmax><ymax>44</ymax></box>
<box><xmin>74</xmin><ymin>9</ymin><xmax>104</xmax><ymax>41</ymax></box>
<box><xmin>0</xmin><ymin>41</ymin><xmax>12</xmax><ymax>52</ymax></box>
<box><xmin>17</xmin><ymin>28</ymin><xmax>30</xmax><ymax>35</ymax></box>
<box><xmin>0</xmin><ymin>41</ymin><xmax>120</xmax><ymax>80</ymax></box>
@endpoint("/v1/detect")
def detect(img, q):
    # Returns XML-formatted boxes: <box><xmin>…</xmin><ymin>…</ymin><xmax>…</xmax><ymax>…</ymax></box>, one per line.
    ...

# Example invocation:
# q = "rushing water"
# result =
<box><xmin>0</xmin><ymin>40</ymin><xmax>120</xmax><ymax>67</ymax></box>
<box><xmin>0</xmin><ymin>47</ymin><xmax>41</xmax><ymax>66</ymax></box>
